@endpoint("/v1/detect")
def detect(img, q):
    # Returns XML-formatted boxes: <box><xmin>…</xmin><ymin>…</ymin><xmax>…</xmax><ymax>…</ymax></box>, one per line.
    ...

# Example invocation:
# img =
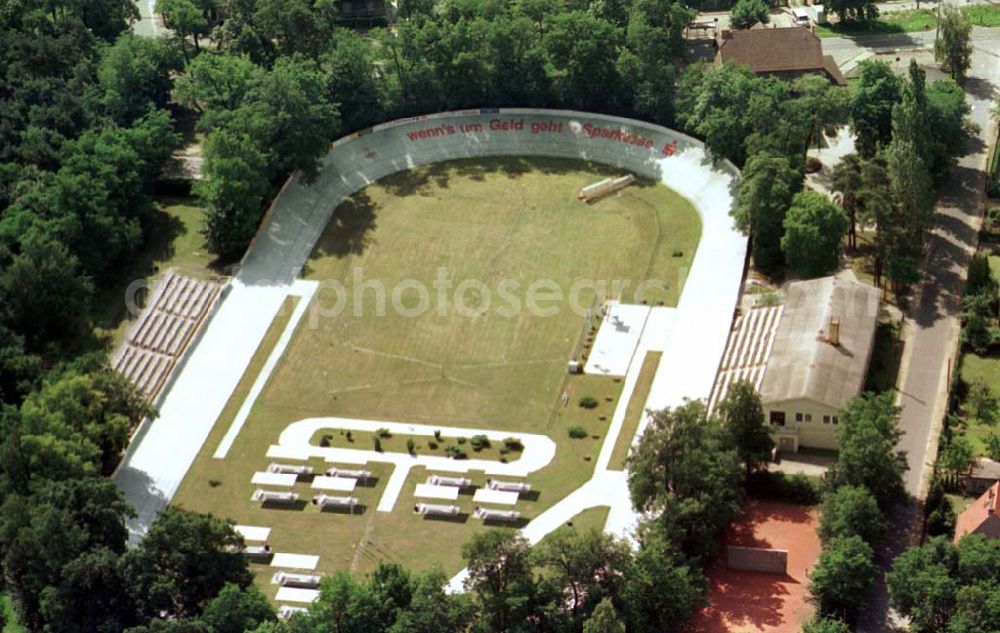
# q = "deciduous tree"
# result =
<box><xmin>935</xmin><ymin>7</ymin><xmax>973</xmax><ymax>82</ymax></box>
<box><xmin>809</xmin><ymin>535</ymin><xmax>878</xmax><ymax>618</ymax></box>
<box><xmin>718</xmin><ymin>380</ymin><xmax>773</xmax><ymax>479</ymax></box>
<box><xmin>781</xmin><ymin>190</ymin><xmax>849</xmax><ymax>277</ymax></box>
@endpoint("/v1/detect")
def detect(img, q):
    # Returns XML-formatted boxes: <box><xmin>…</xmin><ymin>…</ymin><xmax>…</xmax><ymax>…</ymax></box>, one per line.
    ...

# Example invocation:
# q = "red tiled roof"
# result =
<box><xmin>717</xmin><ymin>27</ymin><xmax>845</xmax><ymax>85</ymax></box>
<box><xmin>955</xmin><ymin>481</ymin><xmax>1000</xmax><ymax>541</ymax></box>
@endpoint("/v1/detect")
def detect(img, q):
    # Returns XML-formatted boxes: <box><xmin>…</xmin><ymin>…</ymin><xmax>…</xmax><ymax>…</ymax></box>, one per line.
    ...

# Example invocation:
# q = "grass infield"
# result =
<box><xmin>172</xmin><ymin>157</ymin><xmax>700</xmax><ymax>586</ymax></box>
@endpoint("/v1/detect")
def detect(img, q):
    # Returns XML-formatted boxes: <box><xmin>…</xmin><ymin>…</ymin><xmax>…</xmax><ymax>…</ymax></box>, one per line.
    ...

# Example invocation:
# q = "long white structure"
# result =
<box><xmin>115</xmin><ymin>110</ymin><xmax>746</xmax><ymax>588</ymax></box>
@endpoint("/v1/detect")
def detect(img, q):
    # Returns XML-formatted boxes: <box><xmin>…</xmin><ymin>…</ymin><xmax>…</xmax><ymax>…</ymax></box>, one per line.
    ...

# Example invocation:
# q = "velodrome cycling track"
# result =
<box><xmin>113</xmin><ymin>109</ymin><xmax>748</xmax><ymax>586</ymax></box>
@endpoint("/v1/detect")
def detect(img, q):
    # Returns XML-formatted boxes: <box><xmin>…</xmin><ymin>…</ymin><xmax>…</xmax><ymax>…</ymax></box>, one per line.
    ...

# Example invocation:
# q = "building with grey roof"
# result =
<box><xmin>710</xmin><ymin>276</ymin><xmax>881</xmax><ymax>452</ymax></box>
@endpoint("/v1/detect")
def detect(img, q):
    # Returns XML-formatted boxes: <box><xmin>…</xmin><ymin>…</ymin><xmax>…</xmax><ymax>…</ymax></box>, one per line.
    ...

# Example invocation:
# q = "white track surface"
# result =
<box><xmin>114</xmin><ymin>110</ymin><xmax>746</xmax><ymax>579</ymax></box>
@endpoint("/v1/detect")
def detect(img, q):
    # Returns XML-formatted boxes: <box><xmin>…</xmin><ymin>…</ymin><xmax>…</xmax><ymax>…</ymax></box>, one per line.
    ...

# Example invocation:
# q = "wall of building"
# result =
<box><xmin>765</xmin><ymin>397</ymin><xmax>840</xmax><ymax>452</ymax></box>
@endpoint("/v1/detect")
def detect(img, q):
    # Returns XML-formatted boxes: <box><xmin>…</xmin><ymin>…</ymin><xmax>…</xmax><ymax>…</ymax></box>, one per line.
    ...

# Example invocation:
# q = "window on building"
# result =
<box><xmin>832</xmin><ymin>416</ymin><xmax>839</xmax><ymax>425</ymax></box>
<box><xmin>795</xmin><ymin>412</ymin><xmax>803</xmax><ymax>422</ymax></box>
<box><xmin>823</xmin><ymin>415</ymin><xmax>831</xmax><ymax>424</ymax></box>
<box><xmin>770</xmin><ymin>411</ymin><xmax>786</xmax><ymax>426</ymax></box>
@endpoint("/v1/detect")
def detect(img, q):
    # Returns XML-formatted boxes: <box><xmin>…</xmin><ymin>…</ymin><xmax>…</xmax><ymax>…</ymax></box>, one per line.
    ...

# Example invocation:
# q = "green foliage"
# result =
<box><xmin>826</xmin><ymin>392</ymin><xmax>907</xmax><ymax>509</ymax></box>
<box><xmin>14</xmin><ymin>368</ymin><xmax>150</xmax><ymax>484</ymax></box>
<box><xmin>579</xmin><ymin>396</ymin><xmax>599</xmax><ymax>409</ymax></box>
<box><xmin>533</xmin><ymin>529</ymin><xmax>631</xmax><ymax>626</ymax></box>
<box><xmin>568</xmin><ymin>425</ymin><xmax>588</xmax><ymax>439</ymax></box>
<box><xmin>966</xmin><ymin>253</ymin><xmax>998</xmax><ymax>299</ymax></box>
<box><xmin>851</xmin><ymin>61</ymin><xmax>903</xmax><ymax>158</ymax></box>
<box><xmin>745</xmin><ymin>471</ymin><xmax>822</xmax><ymax>505</ymax></box>
<box><xmin>924</xmin><ymin>479</ymin><xmax>956</xmax><ymax>538</ymax></box>
<box><xmin>470</xmin><ymin>434</ymin><xmax>490</xmax><ymax>450</ymax></box>
<box><xmin>622</xmin><ymin>528</ymin><xmax>706</xmax><ymax>632</ymax></box>
<box><xmin>120</xmin><ymin>509</ymin><xmax>252</xmax><ymax>621</ymax></box>
<box><xmin>462</xmin><ymin>531</ymin><xmax>537</xmax><ymax>632</ymax></box>
<box><xmin>717</xmin><ymin>379</ymin><xmax>773</xmax><ymax>478</ymax></box>
<box><xmin>199</xmin><ymin>583</ymin><xmax>275</xmax><ymax>633</ymax></box>
<box><xmin>627</xmin><ymin>401</ymin><xmax>743</xmax><ymax>558</ymax></box>
<box><xmin>802</xmin><ymin>616</ymin><xmax>853</xmax><ymax>633</ymax></box>
<box><xmin>885</xmin><ymin>535</ymin><xmax>1000</xmax><ymax>633</ymax></box>
<box><xmin>939</xmin><ymin>433</ymin><xmax>975</xmax><ymax>479</ymax></box>
<box><xmin>196</xmin><ymin>129</ymin><xmax>269</xmax><ymax>260</ymax></box>
<box><xmin>444</xmin><ymin>445</ymin><xmax>467</xmax><ymax>459</ymax></box>
<box><xmin>503</xmin><ymin>437</ymin><xmax>524</xmax><ymax>451</ymax></box>
<box><xmin>935</xmin><ymin>7</ymin><xmax>973</xmax><ymax>81</ymax></box>
<box><xmin>826</xmin><ymin>0</ymin><xmax>879</xmax><ymax>22</ymax></box>
<box><xmin>406</xmin><ymin>438</ymin><xmax>415</xmax><ymax>454</ymax></box>
<box><xmin>819</xmin><ymin>485</ymin><xmax>885</xmax><ymax>546</ymax></box>
<box><xmin>781</xmin><ymin>191</ymin><xmax>849</xmax><ymax>278</ymax></box>
<box><xmin>99</xmin><ymin>35</ymin><xmax>182</xmax><ymax>125</ymax></box>
<box><xmin>374</xmin><ymin>436</ymin><xmax>383</xmax><ymax>452</ymax></box>
<box><xmin>583</xmin><ymin>597</ymin><xmax>625</xmax><ymax>633</ymax></box>
<box><xmin>731</xmin><ymin>151</ymin><xmax>801</xmax><ymax>273</ymax></box>
<box><xmin>809</xmin><ymin>535</ymin><xmax>878</xmax><ymax>617</ymax></box>
<box><xmin>730</xmin><ymin>0</ymin><xmax>770</xmax><ymax>29</ymax></box>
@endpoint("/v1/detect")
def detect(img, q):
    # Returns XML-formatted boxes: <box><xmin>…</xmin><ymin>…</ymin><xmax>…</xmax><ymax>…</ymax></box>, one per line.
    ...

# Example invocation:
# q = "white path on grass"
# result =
<box><xmin>214</xmin><ymin>280</ymin><xmax>318</xmax><ymax>459</ymax></box>
<box><xmin>267</xmin><ymin>417</ymin><xmax>556</xmax><ymax>513</ymax></box>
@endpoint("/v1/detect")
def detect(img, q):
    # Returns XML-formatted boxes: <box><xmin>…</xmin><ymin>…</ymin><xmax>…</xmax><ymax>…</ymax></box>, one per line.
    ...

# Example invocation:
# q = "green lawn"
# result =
<box><xmin>817</xmin><ymin>5</ymin><xmax>1000</xmax><ymax>37</ymax></box>
<box><xmin>2</xmin><ymin>594</ymin><xmax>24</xmax><ymax>633</ymax></box>
<box><xmin>957</xmin><ymin>352</ymin><xmax>1000</xmax><ymax>456</ymax></box>
<box><xmin>171</xmin><ymin>157</ymin><xmax>699</xmax><ymax>585</ymax></box>
<box><xmin>609</xmin><ymin>351</ymin><xmax>662</xmax><ymax>470</ymax></box>
<box><xmin>963</xmin><ymin>4</ymin><xmax>1000</xmax><ymax>27</ymax></box>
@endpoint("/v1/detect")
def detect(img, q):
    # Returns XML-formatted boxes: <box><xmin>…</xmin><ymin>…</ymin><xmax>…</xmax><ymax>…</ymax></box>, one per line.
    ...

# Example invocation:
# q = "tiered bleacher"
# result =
<box><xmin>112</xmin><ymin>271</ymin><xmax>225</xmax><ymax>402</ymax></box>
<box><xmin>706</xmin><ymin>304</ymin><xmax>783</xmax><ymax>413</ymax></box>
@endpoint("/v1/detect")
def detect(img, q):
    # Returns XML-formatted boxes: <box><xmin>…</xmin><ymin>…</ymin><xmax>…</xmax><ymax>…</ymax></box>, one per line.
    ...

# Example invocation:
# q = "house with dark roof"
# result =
<box><xmin>715</xmin><ymin>27</ymin><xmax>846</xmax><ymax>86</ymax></box>
<box><xmin>708</xmin><ymin>276</ymin><xmax>881</xmax><ymax>452</ymax></box>
<box><xmin>955</xmin><ymin>481</ymin><xmax>1000</xmax><ymax>542</ymax></box>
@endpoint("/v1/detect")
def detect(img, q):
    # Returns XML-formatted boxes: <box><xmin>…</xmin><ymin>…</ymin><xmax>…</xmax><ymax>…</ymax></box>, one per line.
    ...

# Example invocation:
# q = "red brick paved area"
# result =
<box><xmin>688</xmin><ymin>500</ymin><xmax>822</xmax><ymax>633</ymax></box>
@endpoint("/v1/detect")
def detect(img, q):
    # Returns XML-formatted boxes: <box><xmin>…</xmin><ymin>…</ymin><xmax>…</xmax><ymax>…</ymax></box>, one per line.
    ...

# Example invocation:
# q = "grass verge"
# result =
<box><xmin>608</xmin><ymin>351</ymin><xmax>661</xmax><ymax>470</ymax></box>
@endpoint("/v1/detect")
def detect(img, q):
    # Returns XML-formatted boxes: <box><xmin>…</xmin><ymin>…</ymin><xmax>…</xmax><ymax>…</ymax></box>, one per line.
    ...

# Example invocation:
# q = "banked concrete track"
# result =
<box><xmin>114</xmin><ymin>110</ymin><xmax>747</xmax><ymax>574</ymax></box>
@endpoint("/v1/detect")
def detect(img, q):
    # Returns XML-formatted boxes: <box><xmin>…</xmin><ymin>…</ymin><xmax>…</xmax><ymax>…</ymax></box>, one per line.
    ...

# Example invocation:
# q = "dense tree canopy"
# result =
<box><xmin>826</xmin><ymin>393</ymin><xmax>908</xmax><ymax>508</ymax></box>
<box><xmin>627</xmin><ymin>400</ymin><xmax>743</xmax><ymax>558</ymax></box>
<box><xmin>781</xmin><ymin>190</ymin><xmax>849</xmax><ymax>278</ymax></box>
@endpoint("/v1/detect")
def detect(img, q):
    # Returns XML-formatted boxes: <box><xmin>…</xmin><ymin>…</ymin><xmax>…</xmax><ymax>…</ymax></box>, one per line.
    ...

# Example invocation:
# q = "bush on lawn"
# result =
<box><xmin>579</xmin><ymin>396</ymin><xmax>599</xmax><ymax>409</ymax></box>
<box><xmin>320</xmin><ymin>434</ymin><xmax>332</xmax><ymax>447</ymax></box>
<box><xmin>568</xmin><ymin>426</ymin><xmax>588</xmax><ymax>439</ymax></box>
<box><xmin>374</xmin><ymin>437</ymin><xmax>383</xmax><ymax>452</ymax></box>
<box><xmin>503</xmin><ymin>437</ymin><xmax>524</xmax><ymax>451</ymax></box>
<box><xmin>406</xmin><ymin>438</ymin><xmax>416</xmax><ymax>455</ymax></box>
<box><xmin>377</xmin><ymin>427</ymin><xmax>392</xmax><ymax>438</ymax></box>
<box><xmin>470</xmin><ymin>435</ymin><xmax>490</xmax><ymax>451</ymax></box>
<box><xmin>445</xmin><ymin>445</ymin><xmax>467</xmax><ymax>460</ymax></box>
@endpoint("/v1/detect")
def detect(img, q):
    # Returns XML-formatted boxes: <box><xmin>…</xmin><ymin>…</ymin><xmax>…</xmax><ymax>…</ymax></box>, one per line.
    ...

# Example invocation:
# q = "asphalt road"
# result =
<box><xmin>815</xmin><ymin>29</ymin><xmax>997</xmax><ymax>633</ymax></box>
